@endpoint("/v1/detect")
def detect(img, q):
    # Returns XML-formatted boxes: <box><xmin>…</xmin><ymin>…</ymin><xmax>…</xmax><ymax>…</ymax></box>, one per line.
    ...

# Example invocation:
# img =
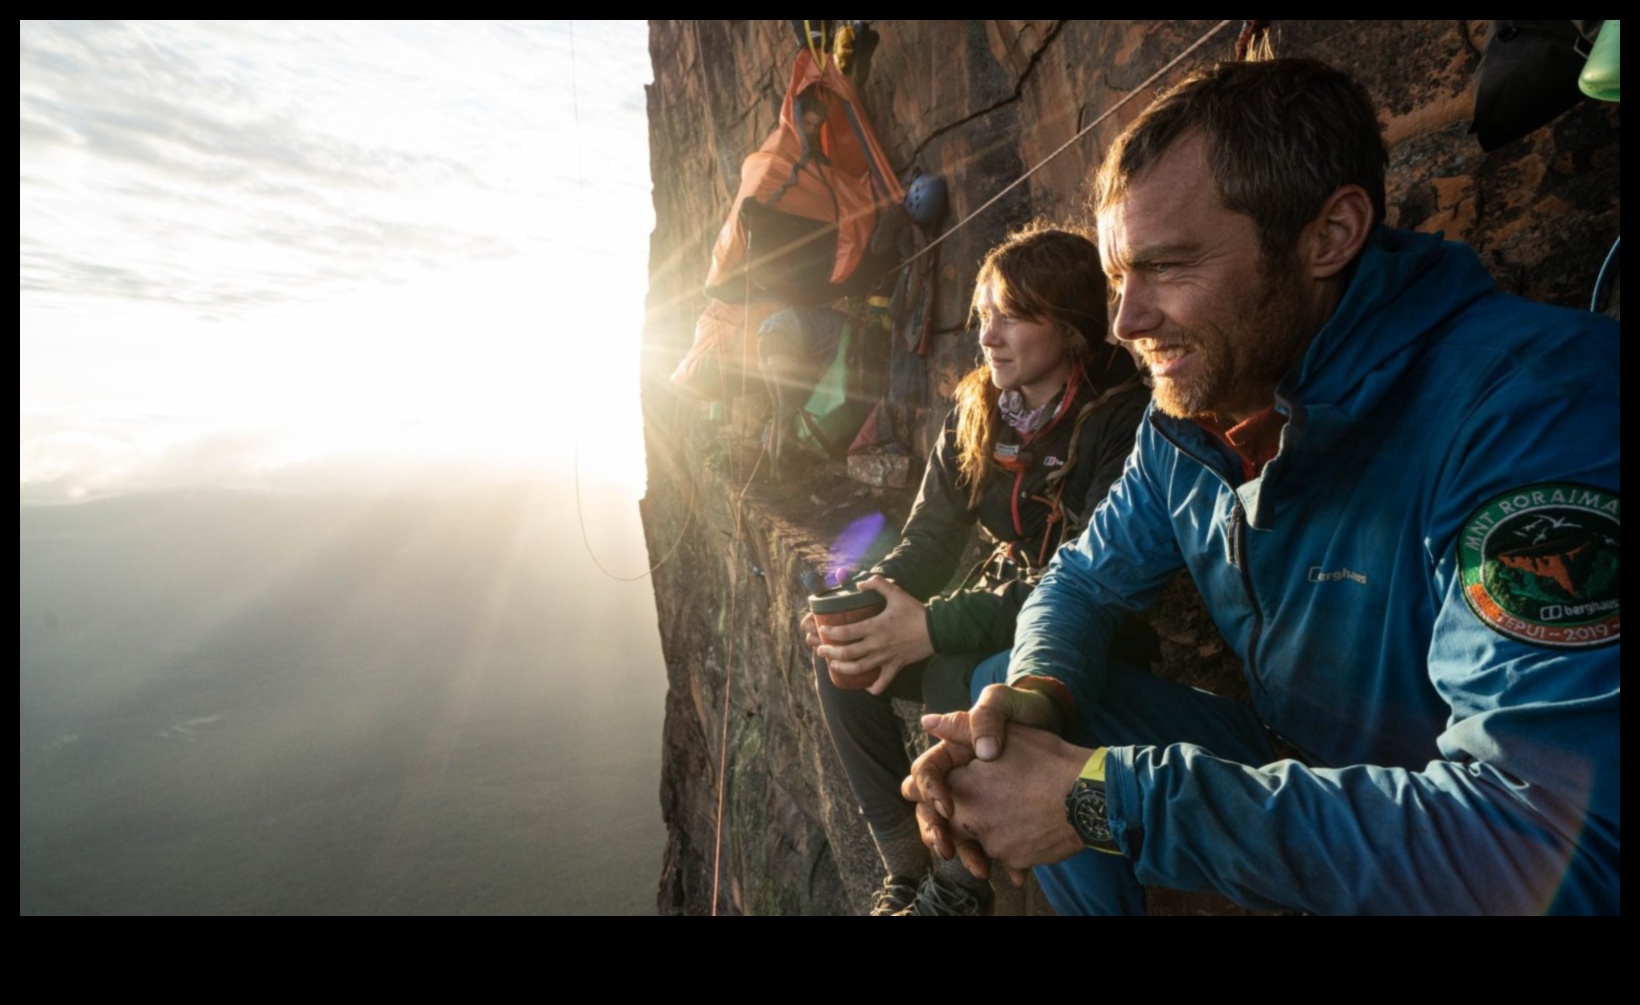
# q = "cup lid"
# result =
<box><xmin>808</xmin><ymin>587</ymin><xmax>887</xmax><ymax>614</ymax></box>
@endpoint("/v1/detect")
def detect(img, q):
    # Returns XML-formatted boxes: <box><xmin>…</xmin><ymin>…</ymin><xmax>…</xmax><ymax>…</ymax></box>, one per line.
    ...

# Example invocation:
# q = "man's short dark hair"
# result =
<box><xmin>1095</xmin><ymin>58</ymin><xmax>1388</xmax><ymax>262</ymax></box>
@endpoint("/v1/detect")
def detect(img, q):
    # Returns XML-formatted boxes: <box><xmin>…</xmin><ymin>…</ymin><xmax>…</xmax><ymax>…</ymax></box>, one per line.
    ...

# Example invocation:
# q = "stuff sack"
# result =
<box><xmin>670</xmin><ymin>298</ymin><xmax>785</xmax><ymax>402</ymax></box>
<box><xmin>1472</xmin><ymin>20</ymin><xmax>1602</xmax><ymax>151</ymax></box>
<box><xmin>704</xmin><ymin>47</ymin><xmax>903</xmax><ymax>306</ymax></box>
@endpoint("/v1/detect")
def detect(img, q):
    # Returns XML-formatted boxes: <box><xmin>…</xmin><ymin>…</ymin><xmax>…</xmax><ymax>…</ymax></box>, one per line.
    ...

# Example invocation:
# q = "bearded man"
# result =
<box><xmin>903</xmin><ymin>58</ymin><xmax>1620</xmax><ymax>915</ymax></box>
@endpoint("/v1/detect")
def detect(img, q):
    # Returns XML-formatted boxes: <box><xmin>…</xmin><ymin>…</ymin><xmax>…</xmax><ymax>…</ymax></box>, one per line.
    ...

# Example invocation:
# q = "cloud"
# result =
<box><xmin>20</xmin><ymin>21</ymin><xmax>656</xmax><ymax>498</ymax></box>
<box><xmin>19</xmin><ymin>411</ymin><xmax>487</xmax><ymax>503</ymax></box>
<box><xmin>19</xmin><ymin>20</ymin><xmax>653</xmax><ymax>316</ymax></box>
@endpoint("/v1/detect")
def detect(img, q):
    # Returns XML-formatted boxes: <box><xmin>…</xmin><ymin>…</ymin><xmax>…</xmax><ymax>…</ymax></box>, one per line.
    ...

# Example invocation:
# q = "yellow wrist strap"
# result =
<box><xmin>1079</xmin><ymin>747</ymin><xmax>1109</xmax><ymax>784</ymax></box>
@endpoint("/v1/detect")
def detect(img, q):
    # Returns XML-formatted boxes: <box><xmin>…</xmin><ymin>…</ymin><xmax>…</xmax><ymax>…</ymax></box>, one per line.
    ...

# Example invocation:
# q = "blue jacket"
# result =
<box><xmin>1009</xmin><ymin>227</ymin><xmax>1620</xmax><ymax>915</ymax></box>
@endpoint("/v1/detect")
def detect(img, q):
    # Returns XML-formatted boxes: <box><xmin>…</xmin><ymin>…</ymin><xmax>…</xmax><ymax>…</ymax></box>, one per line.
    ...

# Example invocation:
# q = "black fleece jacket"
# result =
<box><xmin>871</xmin><ymin>357</ymin><xmax>1151</xmax><ymax>657</ymax></box>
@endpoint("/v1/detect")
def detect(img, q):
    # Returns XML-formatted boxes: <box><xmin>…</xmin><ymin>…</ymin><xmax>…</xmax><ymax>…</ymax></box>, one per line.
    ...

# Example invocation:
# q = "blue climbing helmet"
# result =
<box><xmin>904</xmin><ymin>172</ymin><xmax>948</xmax><ymax>228</ymax></box>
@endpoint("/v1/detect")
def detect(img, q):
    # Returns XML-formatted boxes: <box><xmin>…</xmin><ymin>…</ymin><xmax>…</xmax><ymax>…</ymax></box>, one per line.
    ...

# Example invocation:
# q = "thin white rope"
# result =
<box><xmin>898</xmin><ymin>20</ymin><xmax>1235</xmax><ymax>272</ymax></box>
<box><xmin>569</xmin><ymin>20</ymin><xmax>699</xmax><ymax>583</ymax></box>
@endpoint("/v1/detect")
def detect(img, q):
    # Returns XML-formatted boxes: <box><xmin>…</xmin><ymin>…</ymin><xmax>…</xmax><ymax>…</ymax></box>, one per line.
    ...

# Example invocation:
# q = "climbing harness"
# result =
<box><xmin>991</xmin><ymin>364</ymin><xmax>1086</xmax><ymax>559</ymax></box>
<box><xmin>990</xmin><ymin>367</ymin><xmax>1146</xmax><ymax>568</ymax></box>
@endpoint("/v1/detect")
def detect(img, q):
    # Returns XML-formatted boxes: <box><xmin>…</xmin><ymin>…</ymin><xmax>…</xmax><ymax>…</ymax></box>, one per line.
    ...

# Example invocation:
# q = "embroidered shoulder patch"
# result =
<box><xmin>1459</xmin><ymin>484</ymin><xmax>1620</xmax><ymax>649</ymax></box>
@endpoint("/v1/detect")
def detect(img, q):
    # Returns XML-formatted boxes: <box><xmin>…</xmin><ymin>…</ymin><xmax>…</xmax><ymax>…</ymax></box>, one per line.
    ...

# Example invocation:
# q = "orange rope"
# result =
<box><xmin>694</xmin><ymin>18</ymin><xmax>1237</xmax><ymax>915</ymax></box>
<box><xmin>710</xmin><ymin>222</ymin><xmax>767</xmax><ymax>915</ymax></box>
<box><xmin>709</xmin><ymin>440</ymin><xmax>766</xmax><ymax>915</ymax></box>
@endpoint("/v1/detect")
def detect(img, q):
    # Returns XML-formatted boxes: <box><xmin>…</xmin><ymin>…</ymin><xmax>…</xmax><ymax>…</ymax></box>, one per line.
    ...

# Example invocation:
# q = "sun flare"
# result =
<box><xmin>20</xmin><ymin>20</ymin><xmax>654</xmax><ymax>502</ymax></box>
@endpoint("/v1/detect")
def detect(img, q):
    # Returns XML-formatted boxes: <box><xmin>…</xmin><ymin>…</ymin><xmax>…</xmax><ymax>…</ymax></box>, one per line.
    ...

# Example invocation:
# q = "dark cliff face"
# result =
<box><xmin>639</xmin><ymin>20</ymin><xmax>1620</xmax><ymax>916</ymax></box>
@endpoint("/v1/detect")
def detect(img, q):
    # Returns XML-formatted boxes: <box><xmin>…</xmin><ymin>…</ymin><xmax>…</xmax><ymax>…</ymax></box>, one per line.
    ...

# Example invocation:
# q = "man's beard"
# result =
<box><xmin>1150</xmin><ymin>330</ymin><xmax>1228</xmax><ymax>421</ymax></box>
<box><xmin>1150</xmin><ymin>260</ymin><xmax>1313</xmax><ymax>424</ymax></box>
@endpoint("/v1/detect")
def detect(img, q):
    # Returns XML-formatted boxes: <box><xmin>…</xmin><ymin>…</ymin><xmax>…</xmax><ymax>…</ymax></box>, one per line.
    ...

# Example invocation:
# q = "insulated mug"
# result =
<box><xmin>809</xmin><ymin>586</ymin><xmax>889</xmax><ymax>690</ymax></box>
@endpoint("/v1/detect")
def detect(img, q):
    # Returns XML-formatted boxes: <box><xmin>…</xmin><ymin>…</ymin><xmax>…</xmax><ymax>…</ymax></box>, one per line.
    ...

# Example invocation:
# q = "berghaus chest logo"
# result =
<box><xmin>1459</xmin><ymin>483</ymin><xmax>1619</xmax><ymax>649</ymax></box>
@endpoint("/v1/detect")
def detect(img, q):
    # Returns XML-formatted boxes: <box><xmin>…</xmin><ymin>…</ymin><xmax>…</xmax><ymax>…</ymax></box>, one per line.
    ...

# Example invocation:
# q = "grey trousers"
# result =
<box><xmin>813</xmin><ymin>651</ymin><xmax>985</xmax><ymax>831</ymax></box>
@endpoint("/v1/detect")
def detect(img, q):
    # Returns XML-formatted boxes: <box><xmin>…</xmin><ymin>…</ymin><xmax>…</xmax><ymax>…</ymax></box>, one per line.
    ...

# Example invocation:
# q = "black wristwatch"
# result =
<box><xmin>1065</xmin><ymin>749</ymin><xmax>1122</xmax><ymax>856</ymax></box>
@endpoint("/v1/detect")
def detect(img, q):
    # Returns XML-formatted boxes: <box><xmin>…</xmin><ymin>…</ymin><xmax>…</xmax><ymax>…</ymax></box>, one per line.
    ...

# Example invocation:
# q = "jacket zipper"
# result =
<box><xmin>1155</xmin><ymin>419</ymin><xmax>1272</xmax><ymax>705</ymax></box>
<box><xmin>1228</xmin><ymin>501</ymin><xmax>1270</xmax><ymax>705</ymax></box>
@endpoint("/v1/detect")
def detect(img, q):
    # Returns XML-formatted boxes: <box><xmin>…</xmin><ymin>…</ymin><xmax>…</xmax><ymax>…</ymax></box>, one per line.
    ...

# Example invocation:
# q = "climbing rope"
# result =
<box><xmin>708</xmin><ymin>225</ymin><xmax>771</xmax><ymax>916</ymax></box>
<box><xmin>709</xmin><ymin>444</ymin><xmax>767</xmax><ymax>917</ymax></box>
<box><xmin>567</xmin><ymin>21</ymin><xmax>700</xmax><ymax>583</ymax></box>
<box><xmin>897</xmin><ymin>20</ymin><xmax>1236</xmax><ymax>274</ymax></box>
<box><xmin>1591</xmin><ymin>235</ymin><xmax>1620</xmax><ymax>313</ymax></box>
<box><xmin>573</xmin><ymin>437</ymin><xmax>700</xmax><ymax>582</ymax></box>
<box><xmin>690</xmin><ymin>19</ymin><xmax>1242</xmax><ymax>914</ymax></box>
<box><xmin>804</xmin><ymin>20</ymin><xmax>830</xmax><ymax>68</ymax></box>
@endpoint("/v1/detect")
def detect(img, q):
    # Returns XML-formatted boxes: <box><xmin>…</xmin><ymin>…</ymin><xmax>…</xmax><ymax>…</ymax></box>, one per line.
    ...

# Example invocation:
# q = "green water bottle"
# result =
<box><xmin>1580</xmin><ymin>20</ymin><xmax>1620</xmax><ymax>102</ymax></box>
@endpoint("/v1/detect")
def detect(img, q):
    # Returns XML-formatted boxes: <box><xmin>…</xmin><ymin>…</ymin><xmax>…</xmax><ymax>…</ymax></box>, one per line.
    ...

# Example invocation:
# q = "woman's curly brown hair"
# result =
<box><xmin>953</xmin><ymin>224</ymin><xmax>1110</xmax><ymax>505</ymax></box>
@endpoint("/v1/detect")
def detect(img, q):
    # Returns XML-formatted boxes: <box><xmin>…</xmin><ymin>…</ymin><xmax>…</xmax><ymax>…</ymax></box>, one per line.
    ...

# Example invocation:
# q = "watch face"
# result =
<box><xmin>1067</xmin><ymin>778</ymin><xmax>1119</xmax><ymax>852</ymax></box>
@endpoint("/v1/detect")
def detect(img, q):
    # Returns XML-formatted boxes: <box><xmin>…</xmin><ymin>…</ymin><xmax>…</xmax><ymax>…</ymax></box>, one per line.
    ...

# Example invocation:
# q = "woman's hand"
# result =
<box><xmin>800</xmin><ymin>611</ymin><xmax>824</xmax><ymax>651</ymax></box>
<box><xmin>814</xmin><ymin>575</ymin><xmax>934</xmax><ymax>695</ymax></box>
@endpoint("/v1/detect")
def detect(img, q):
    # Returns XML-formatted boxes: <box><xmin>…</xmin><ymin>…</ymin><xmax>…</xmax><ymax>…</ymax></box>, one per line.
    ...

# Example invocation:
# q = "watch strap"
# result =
<box><xmin>1066</xmin><ymin>747</ymin><xmax>1121</xmax><ymax>856</ymax></box>
<box><xmin>1078</xmin><ymin>747</ymin><xmax>1108</xmax><ymax>783</ymax></box>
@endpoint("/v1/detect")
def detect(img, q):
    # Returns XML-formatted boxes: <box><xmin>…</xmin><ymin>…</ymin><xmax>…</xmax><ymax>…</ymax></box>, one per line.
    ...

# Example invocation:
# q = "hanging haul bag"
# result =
<box><xmin>706</xmin><ymin>46</ymin><xmax>902</xmax><ymax>303</ymax></box>
<box><xmin>670</xmin><ymin>299</ymin><xmax>785</xmax><ymax>403</ymax></box>
<box><xmin>1471</xmin><ymin>20</ymin><xmax>1604</xmax><ymax>150</ymax></box>
<box><xmin>672</xmin><ymin>43</ymin><xmax>903</xmax><ymax>402</ymax></box>
<box><xmin>758</xmin><ymin>300</ymin><xmax>889</xmax><ymax>476</ymax></box>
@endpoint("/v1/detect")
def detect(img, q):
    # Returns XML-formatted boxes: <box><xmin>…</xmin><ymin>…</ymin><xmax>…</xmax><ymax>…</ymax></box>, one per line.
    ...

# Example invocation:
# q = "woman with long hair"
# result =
<box><xmin>803</xmin><ymin>224</ymin><xmax>1156</xmax><ymax>915</ymax></box>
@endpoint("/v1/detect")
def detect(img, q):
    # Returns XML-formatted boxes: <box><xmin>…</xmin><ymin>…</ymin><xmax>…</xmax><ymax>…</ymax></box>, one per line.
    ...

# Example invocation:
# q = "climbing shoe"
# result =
<box><xmin>869</xmin><ymin>875</ymin><xmax>922</xmax><ymax>916</ymax></box>
<box><xmin>891</xmin><ymin>869</ymin><xmax>994</xmax><ymax>917</ymax></box>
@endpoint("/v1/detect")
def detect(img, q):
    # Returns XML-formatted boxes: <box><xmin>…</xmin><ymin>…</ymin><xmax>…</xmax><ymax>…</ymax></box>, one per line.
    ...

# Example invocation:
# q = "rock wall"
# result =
<box><xmin>639</xmin><ymin>20</ymin><xmax>1621</xmax><ymax>915</ymax></box>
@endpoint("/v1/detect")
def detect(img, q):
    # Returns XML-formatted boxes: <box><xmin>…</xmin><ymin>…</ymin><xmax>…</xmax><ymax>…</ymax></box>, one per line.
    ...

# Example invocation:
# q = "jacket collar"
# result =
<box><xmin>1152</xmin><ymin>226</ymin><xmax>1498</xmax><ymax>527</ymax></box>
<box><xmin>1280</xmin><ymin>226</ymin><xmax>1495</xmax><ymax>438</ymax></box>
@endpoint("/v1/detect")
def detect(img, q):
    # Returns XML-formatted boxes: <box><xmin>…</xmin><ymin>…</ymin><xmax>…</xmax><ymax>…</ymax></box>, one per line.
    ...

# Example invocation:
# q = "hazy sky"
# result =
<box><xmin>20</xmin><ymin>20</ymin><xmax>655</xmax><ymax>502</ymax></box>
<box><xmin>20</xmin><ymin>21</ymin><xmax>669</xmax><ymax>915</ymax></box>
